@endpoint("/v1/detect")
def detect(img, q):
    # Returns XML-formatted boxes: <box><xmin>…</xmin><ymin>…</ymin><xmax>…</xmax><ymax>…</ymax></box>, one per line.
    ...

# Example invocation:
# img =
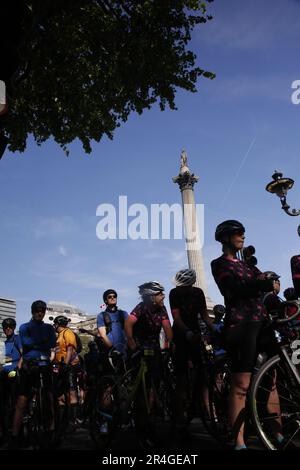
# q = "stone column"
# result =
<box><xmin>173</xmin><ymin>151</ymin><xmax>212</xmax><ymax>307</ymax></box>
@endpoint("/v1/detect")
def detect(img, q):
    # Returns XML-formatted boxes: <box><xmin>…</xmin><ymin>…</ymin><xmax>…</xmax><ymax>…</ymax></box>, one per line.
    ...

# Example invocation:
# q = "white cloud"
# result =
<box><xmin>58</xmin><ymin>245</ymin><xmax>67</xmax><ymax>257</ymax></box>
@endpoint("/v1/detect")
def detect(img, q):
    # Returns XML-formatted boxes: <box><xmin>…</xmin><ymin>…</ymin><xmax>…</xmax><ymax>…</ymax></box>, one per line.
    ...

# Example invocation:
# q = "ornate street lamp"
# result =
<box><xmin>266</xmin><ymin>171</ymin><xmax>300</xmax><ymax>216</ymax></box>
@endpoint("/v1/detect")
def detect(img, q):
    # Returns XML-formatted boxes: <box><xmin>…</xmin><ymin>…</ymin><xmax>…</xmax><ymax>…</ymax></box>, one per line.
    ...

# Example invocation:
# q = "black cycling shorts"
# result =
<box><xmin>223</xmin><ymin>321</ymin><xmax>278</xmax><ymax>373</ymax></box>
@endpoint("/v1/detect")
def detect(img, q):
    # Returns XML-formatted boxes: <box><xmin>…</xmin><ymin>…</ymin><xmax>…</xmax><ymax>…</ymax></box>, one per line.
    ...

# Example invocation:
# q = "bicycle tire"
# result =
<box><xmin>199</xmin><ymin>361</ymin><xmax>231</xmax><ymax>443</ymax></box>
<box><xmin>89</xmin><ymin>376</ymin><xmax>116</xmax><ymax>450</ymax></box>
<box><xmin>250</xmin><ymin>354</ymin><xmax>300</xmax><ymax>450</ymax></box>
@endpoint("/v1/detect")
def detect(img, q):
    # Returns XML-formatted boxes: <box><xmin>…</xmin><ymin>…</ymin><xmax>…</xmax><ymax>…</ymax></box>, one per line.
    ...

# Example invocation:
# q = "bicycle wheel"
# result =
<box><xmin>250</xmin><ymin>354</ymin><xmax>300</xmax><ymax>450</ymax></box>
<box><xmin>89</xmin><ymin>376</ymin><xmax>116</xmax><ymax>450</ymax></box>
<box><xmin>201</xmin><ymin>359</ymin><xmax>231</xmax><ymax>443</ymax></box>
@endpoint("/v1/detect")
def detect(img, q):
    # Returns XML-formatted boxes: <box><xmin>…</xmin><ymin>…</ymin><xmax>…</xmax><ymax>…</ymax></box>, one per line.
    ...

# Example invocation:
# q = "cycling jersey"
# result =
<box><xmin>169</xmin><ymin>286</ymin><xmax>207</xmax><ymax>338</ymax></box>
<box><xmin>211</xmin><ymin>255</ymin><xmax>272</xmax><ymax>327</ymax></box>
<box><xmin>2</xmin><ymin>334</ymin><xmax>22</xmax><ymax>372</ymax></box>
<box><xmin>291</xmin><ymin>254</ymin><xmax>300</xmax><ymax>297</ymax></box>
<box><xmin>97</xmin><ymin>308</ymin><xmax>128</xmax><ymax>353</ymax></box>
<box><xmin>129</xmin><ymin>302</ymin><xmax>170</xmax><ymax>348</ymax></box>
<box><xmin>263</xmin><ymin>292</ymin><xmax>282</xmax><ymax>317</ymax></box>
<box><xmin>19</xmin><ymin>319</ymin><xmax>56</xmax><ymax>364</ymax></box>
<box><xmin>55</xmin><ymin>327</ymin><xmax>79</xmax><ymax>365</ymax></box>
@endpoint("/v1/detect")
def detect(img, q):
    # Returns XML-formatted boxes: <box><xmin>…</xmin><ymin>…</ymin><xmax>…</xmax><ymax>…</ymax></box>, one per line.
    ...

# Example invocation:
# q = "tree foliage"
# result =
<box><xmin>3</xmin><ymin>0</ymin><xmax>215</xmax><ymax>155</ymax></box>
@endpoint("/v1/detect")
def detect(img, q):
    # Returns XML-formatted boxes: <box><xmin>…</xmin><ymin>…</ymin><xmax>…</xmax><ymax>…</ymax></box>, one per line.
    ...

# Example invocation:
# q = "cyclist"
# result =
<box><xmin>262</xmin><ymin>272</ymin><xmax>282</xmax><ymax>316</ymax></box>
<box><xmin>125</xmin><ymin>281</ymin><xmax>173</xmax><ymax>448</ymax></box>
<box><xmin>9</xmin><ymin>300</ymin><xmax>56</xmax><ymax>448</ymax></box>
<box><xmin>212</xmin><ymin>304</ymin><xmax>226</xmax><ymax>332</ymax></box>
<box><xmin>291</xmin><ymin>225</ymin><xmax>300</xmax><ymax>298</ymax></box>
<box><xmin>97</xmin><ymin>289</ymin><xmax>128</xmax><ymax>354</ymax></box>
<box><xmin>211</xmin><ymin>220</ymin><xmax>278</xmax><ymax>450</ymax></box>
<box><xmin>96</xmin><ymin>290</ymin><xmax>129</xmax><ymax>433</ymax></box>
<box><xmin>52</xmin><ymin>315</ymin><xmax>83</xmax><ymax>428</ymax></box>
<box><xmin>211</xmin><ymin>304</ymin><xmax>226</xmax><ymax>357</ymax></box>
<box><xmin>0</xmin><ymin>318</ymin><xmax>22</xmax><ymax>443</ymax></box>
<box><xmin>169</xmin><ymin>268</ymin><xmax>213</xmax><ymax>438</ymax></box>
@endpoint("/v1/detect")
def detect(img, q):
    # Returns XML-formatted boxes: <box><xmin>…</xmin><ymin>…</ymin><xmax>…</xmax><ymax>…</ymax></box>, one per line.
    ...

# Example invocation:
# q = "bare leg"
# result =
<box><xmin>228</xmin><ymin>372</ymin><xmax>251</xmax><ymax>447</ymax></box>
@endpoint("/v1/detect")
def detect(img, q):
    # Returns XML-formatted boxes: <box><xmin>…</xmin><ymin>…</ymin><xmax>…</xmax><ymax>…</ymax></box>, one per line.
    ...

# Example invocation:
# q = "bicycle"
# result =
<box><xmin>87</xmin><ymin>346</ymin><xmax>173</xmax><ymax>450</ymax></box>
<box><xmin>249</xmin><ymin>300</ymin><xmax>300</xmax><ymax>450</ymax></box>
<box><xmin>21</xmin><ymin>361</ymin><xmax>55</xmax><ymax>449</ymax></box>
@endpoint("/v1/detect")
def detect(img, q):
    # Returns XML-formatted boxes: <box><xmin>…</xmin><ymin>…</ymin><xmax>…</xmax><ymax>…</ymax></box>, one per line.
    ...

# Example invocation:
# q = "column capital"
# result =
<box><xmin>172</xmin><ymin>172</ymin><xmax>199</xmax><ymax>191</ymax></box>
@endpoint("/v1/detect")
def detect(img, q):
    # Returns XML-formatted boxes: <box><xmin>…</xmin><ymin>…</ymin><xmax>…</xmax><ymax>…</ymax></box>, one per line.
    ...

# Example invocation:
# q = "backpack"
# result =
<box><xmin>103</xmin><ymin>310</ymin><xmax>125</xmax><ymax>335</ymax></box>
<box><xmin>74</xmin><ymin>332</ymin><xmax>83</xmax><ymax>354</ymax></box>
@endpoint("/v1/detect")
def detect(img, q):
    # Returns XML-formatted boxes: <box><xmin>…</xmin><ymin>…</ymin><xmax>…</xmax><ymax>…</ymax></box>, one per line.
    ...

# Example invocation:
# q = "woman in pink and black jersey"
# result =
<box><xmin>290</xmin><ymin>225</ymin><xmax>300</xmax><ymax>298</ymax></box>
<box><xmin>211</xmin><ymin>220</ymin><xmax>279</xmax><ymax>450</ymax></box>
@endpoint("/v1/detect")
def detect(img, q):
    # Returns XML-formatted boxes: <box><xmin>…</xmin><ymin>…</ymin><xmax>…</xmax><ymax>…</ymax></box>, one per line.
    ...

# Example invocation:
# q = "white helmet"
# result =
<box><xmin>138</xmin><ymin>281</ymin><xmax>165</xmax><ymax>297</ymax></box>
<box><xmin>173</xmin><ymin>269</ymin><xmax>196</xmax><ymax>287</ymax></box>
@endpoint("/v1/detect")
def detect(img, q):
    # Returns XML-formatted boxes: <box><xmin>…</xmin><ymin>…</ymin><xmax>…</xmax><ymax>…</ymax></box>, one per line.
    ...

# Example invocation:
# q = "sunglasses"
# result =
<box><xmin>107</xmin><ymin>294</ymin><xmax>117</xmax><ymax>300</ymax></box>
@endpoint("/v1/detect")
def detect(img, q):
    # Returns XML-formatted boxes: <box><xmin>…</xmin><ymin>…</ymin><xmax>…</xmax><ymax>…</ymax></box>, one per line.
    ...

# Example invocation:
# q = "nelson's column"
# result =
<box><xmin>173</xmin><ymin>150</ymin><xmax>214</xmax><ymax>311</ymax></box>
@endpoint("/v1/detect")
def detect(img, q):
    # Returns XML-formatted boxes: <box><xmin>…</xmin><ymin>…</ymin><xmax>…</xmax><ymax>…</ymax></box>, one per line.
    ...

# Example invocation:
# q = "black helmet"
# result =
<box><xmin>103</xmin><ymin>289</ymin><xmax>117</xmax><ymax>303</ymax></box>
<box><xmin>2</xmin><ymin>317</ymin><xmax>16</xmax><ymax>330</ymax></box>
<box><xmin>284</xmin><ymin>287</ymin><xmax>298</xmax><ymax>301</ymax></box>
<box><xmin>31</xmin><ymin>300</ymin><xmax>47</xmax><ymax>313</ymax></box>
<box><xmin>215</xmin><ymin>220</ymin><xmax>245</xmax><ymax>243</ymax></box>
<box><xmin>213</xmin><ymin>304</ymin><xmax>226</xmax><ymax>317</ymax></box>
<box><xmin>264</xmin><ymin>271</ymin><xmax>281</xmax><ymax>281</ymax></box>
<box><xmin>53</xmin><ymin>315</ymin><xmax>69</xmax><ymax>327</ymax></box>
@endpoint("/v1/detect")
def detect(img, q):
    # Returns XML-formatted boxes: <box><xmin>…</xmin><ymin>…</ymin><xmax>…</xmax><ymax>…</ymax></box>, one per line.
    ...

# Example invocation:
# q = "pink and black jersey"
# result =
<box><xmin>291</xmin><ymin>255</ymin><xmax>300</xmax><ymax>298</ymax></box>
<box><xmin>129</xmin><ymin>302</ymin><xmax>170</xmax><ymax>348</ymax></box>
<box><xmin>211</xmin><ymin>255</ymin><xmax>270</xmax><ymax>327</ymax></box>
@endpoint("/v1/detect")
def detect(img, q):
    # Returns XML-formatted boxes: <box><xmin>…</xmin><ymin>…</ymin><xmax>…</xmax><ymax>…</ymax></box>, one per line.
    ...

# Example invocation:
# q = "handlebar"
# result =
<box><xmin>272</xmin><ymin>300</ymin><xmax>300</xmax><ymax>324</ymax></box>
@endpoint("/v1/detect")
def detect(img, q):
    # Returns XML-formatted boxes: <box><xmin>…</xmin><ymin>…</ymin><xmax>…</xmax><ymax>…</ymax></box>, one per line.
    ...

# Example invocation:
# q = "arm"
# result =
<box><xmin>65</xmin><ymin>345</ymin><xmax>76</xmax><ymax>365</ymax></box>
<box><xmin>19</xmin><ymin>325</ymin><xmax>35</xmax><ymax>351</ymax></box>
<box><xmin>211</xmin><ymin>260</ymin><xmax>274</xmax><ymax>300</ymax></box>
<box><xmin>197</xmin><ymin>290</ymin><xmax>213</xmax><ymax>327</ymax></box>
<box><xmin>124</xmin><ymin>314</ymin><xmax>138</xmax><ymax>351</ymax></box>
<box><xmin>171</xmin><ymin>308</ymin><xmax>190</xmax><ymax>335</ymax></box>
<box><xmin>162</xmin><ymin>319</ymin><xmax>173</xmax><ymax>343</ymax></box>
<box><xmin>98</xmin><ymin>326</ymin><xmax>113</xmax><ymax>349</ymax></box>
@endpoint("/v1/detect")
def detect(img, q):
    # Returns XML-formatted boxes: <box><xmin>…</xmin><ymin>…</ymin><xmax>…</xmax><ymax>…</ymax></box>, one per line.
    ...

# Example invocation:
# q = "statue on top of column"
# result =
<box><xmin>180</xmin><ymin>150</ymin><xmax>188</xmax><ymax>169</ymax></box>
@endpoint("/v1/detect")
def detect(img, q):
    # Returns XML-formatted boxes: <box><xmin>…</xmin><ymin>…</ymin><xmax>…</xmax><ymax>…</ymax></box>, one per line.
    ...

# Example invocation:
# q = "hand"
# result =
<box><xmin>128</xmin><ymin>337</ymin><xmax>137</xmax><ymax>351</ymax></box>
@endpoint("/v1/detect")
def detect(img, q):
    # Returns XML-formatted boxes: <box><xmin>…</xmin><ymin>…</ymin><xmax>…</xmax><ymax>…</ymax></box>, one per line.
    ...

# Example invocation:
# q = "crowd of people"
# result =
<box><xmin>0</xmin><ymin>219</ymin><xmax>300</xmax><ymax>450</ymax></box>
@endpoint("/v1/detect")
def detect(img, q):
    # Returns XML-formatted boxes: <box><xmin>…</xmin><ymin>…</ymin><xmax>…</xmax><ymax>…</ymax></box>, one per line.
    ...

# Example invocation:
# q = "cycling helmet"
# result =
<box><xmin>53</xmin><ymin>315</ymin><xmax>69</xmax><ymax>327</ymax></box>
<box><xmin>215</xmin><ymin>220</ymin><xmax>245</xmax><ymax>243</ymax></box>
<box><xmin>2</xmin><ymin>317</ymin><xmax>16</xmax><ymax>330</ymax></box>
<box><xmin>138</xmin><ymin>281</ymin><xmax>164</xmax><ymax>297</ymax></box>
<box><xmin>103</xmin><ymin>289</ymin><xmax>117</xmax><ymax>303</ymax></box>
<box><xmin>264</xmin><ymin>271</ymin><xmax>281</xmax><ymax>281</ymax></box>
<box><xmin>284</xmin><ymin>287</ymin><xmax>298</xmax><ymax>301</ymax></box>
<box><xmin>31</xmin><ymin>300</ymin><xmax>47</xmax><ymax>313</ymax></box>
<box><xmin>173</xmin><ymin>269</ymin><xmax>196</xmax><ymax>287</ymax></box>
<box><xmin>213</xmin><ymin>305</ymin><xmax>226</xmax><ymax>317</ymax></box>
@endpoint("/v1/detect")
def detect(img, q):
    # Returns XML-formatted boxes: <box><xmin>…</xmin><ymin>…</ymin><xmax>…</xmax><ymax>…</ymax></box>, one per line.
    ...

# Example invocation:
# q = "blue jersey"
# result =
<box><xmin>19</xmin><ymin>319</ymin><xmax>56</xmax><ymax>364</ymax></box>
<box><xmin>3</xmin><ymin>334</ymin><xmax>22</xmax><ymax>372</ymax></box>
<box><xmin>97</xmin><ymin>308</ymin><xmax>128</xmax><ymax>354</ymax></box>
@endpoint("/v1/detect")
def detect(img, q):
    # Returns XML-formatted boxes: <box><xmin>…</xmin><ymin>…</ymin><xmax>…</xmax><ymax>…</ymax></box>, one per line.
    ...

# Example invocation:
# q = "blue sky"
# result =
<box><xmin>1</xmin><ymin>0</ymin><xmax>300</xmax><ymax>324</ymax></box>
